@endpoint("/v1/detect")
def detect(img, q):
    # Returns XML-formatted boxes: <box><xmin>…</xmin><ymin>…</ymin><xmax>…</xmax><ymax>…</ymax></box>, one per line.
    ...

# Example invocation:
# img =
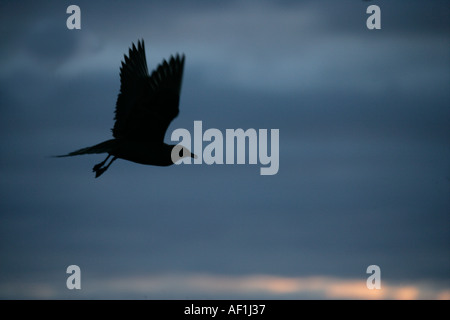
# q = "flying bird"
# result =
<box><xmin>56</xmin><ymin>40</ymin><xmax>196</xmax><ymax>177</ymax></box>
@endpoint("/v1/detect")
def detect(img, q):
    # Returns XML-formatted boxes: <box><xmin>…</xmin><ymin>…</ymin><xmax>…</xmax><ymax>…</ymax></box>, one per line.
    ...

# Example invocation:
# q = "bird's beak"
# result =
<box><xmin>191</xmin><ymin>152</ymin><xmax>198</xmax><ymax>159</ymax></box>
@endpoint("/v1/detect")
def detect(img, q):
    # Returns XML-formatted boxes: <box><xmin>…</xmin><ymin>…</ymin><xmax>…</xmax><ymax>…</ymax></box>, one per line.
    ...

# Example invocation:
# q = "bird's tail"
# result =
<box><xmin>54</xmin><ymin>139</ymin><xmax>117</xmax><ymax>157</ymax></box>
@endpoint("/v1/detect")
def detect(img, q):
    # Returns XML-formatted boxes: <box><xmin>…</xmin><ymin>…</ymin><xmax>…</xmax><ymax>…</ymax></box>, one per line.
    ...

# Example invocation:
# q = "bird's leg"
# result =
<box><xmin>93</xmin><ymin>154</ymin><xmax>111</xmax><ymax>172</ymax></box>
<box><xmin>95</xmin><ymin>156</ymin><xmax>117</xmax><ymax>178</ymax></box>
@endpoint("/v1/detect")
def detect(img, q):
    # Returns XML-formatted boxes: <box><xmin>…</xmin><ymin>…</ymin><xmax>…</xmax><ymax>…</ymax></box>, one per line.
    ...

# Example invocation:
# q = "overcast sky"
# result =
<box><xmin>0</xmin><ymin>0</ymin><xmax>449</xmax><ymax>299</ymax></box>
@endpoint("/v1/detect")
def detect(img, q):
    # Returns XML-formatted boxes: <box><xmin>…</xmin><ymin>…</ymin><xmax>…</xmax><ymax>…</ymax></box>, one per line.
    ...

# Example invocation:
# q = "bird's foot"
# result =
<box><xmin>93</xmin><ymin>162</ymin><xmax>103</xmax><ymax>172</ymax></box>
<box><xmin>92</xmin><ymin>155</ymin><xmax>115</xmax><ymax>178</ymax></box>
<box><xmin>95</xmin><ymin>167</ymin><xmax>107</xmax><ymax>178</ymax></box>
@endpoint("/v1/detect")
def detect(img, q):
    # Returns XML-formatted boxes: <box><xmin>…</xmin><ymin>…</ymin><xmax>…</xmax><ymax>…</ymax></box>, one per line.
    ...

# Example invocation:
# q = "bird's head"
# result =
<box><xmin>170</xmin><ymin>144</ymin><xmax>197</xmax><ymax>164</ymax></box>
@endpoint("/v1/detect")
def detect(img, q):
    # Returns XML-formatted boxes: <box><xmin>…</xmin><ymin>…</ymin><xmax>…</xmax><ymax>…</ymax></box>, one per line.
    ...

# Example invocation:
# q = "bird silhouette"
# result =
<box><xmin>56</xmin><ymin>40</ymin><xmax>196</xmax><ymax>178</ymax></box>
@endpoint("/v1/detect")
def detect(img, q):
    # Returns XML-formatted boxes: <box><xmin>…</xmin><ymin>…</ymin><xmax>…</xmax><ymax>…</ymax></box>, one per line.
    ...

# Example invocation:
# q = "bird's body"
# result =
<box><xmin>56</xmin><ymin>40</ymin><xmax>195</xmax><ymax>177</ymax></box>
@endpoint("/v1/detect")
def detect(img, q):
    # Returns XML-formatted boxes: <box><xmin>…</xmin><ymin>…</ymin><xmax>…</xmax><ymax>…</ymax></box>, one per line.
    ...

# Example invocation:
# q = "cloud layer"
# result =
<box><xmin>0</xmin><ymin>0</ymin><xmax>449</xmax><ymax>299</ymax></box>
<box><xmin>2</xmin><ymin>272</ymin><xmax>449</xmax><ymax>300</ymax></box>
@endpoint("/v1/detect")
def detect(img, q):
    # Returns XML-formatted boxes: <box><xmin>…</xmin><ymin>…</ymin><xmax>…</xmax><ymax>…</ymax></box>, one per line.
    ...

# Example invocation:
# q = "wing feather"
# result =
<box><xmin>112</xmin><ymin>40</ymin><xmax>185</xmax><ymax>142</ymax></box>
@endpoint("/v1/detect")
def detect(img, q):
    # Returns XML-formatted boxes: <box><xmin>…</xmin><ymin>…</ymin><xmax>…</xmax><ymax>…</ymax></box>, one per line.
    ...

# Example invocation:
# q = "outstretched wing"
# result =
<box><xmin>112</xmin><ymin>40</ymin><xmax>185</xmax><ymax>142</ymax></box>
